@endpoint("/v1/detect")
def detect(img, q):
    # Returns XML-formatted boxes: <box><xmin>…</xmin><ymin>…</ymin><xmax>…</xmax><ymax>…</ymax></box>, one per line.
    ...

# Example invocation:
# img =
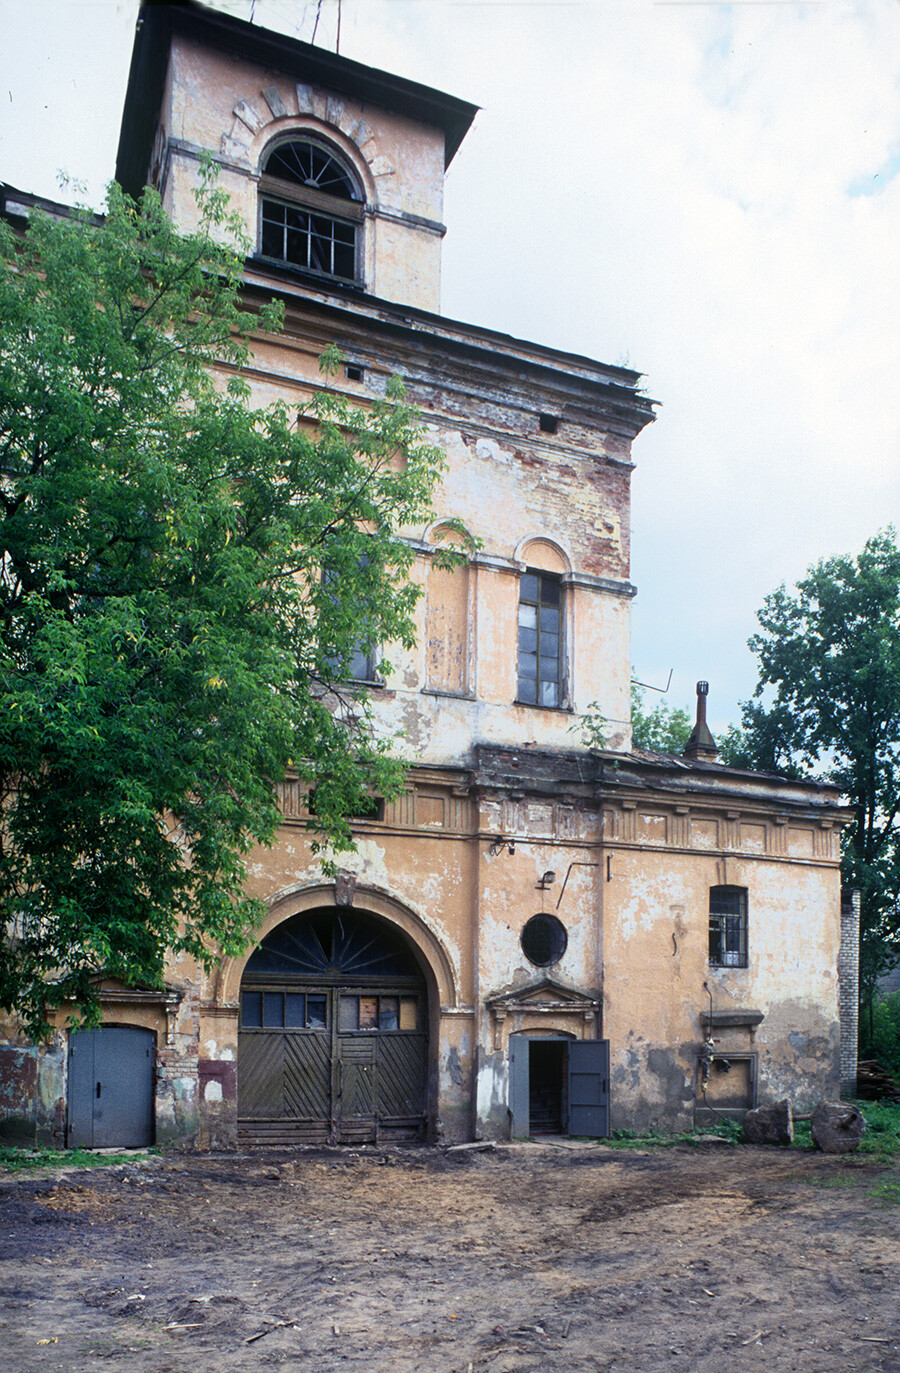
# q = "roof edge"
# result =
<box><xmin>116</xmin><ymin>1</ymin><xmax>479</xmax><ymax>196</ymax></box>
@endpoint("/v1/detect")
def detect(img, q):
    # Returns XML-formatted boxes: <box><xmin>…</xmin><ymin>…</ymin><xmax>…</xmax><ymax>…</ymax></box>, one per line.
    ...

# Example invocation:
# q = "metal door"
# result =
<box><xmin>68</xmin><ymin>1027</ymin><xmax>155</xmax><ymax>1148</ymax></box>
<box><xmin>568</xmin><ymin>1039</ymin><xmax>610</xmax><ymax>1137</ymax></box>
<box><xmin>508</xmin><ymin>1034</ymin><xmax>530</xmax><ymax>1137</ymax></box>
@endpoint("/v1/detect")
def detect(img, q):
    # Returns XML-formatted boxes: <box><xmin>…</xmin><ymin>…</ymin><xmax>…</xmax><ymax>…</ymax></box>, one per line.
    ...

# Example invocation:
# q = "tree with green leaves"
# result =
<box><xmin>0</xmin><ymin>174</ymin><xmax>447</xmax><ymax>1037</ymax></box>
<box><xmin>631</xmin><ymin>683</ymin><xmax>692</xmax><ymax>753</ymax></box>
<box><xmin>736</xmin><ymin>530</ymin><xmax>900</xmax><ymax>1041</ymax></box>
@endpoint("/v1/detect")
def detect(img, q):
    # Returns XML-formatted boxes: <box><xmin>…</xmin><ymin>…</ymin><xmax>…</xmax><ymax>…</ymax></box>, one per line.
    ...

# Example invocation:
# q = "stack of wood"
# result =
<box><xmin>856</xmin><ymin>1060</ymin><xmax>900</xmax><ymax>1103</ymax></box>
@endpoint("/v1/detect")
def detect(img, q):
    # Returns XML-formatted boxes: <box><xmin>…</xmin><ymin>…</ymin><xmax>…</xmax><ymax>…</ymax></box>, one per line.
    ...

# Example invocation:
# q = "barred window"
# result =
<box><xmin>709</xmin><ymin>887</ymin><xmax>748</xmax><ymax>968</ymax></box>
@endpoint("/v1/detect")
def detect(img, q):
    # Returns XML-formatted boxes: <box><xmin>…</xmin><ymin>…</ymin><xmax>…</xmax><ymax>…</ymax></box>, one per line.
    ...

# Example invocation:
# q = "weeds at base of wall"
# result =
<box><xmin>606</xmin><ymin>1118</ymin><xmax>744</xmax><ymax>1149</ymax></box>
<box><xmin>0</xmin><ymin>1145</ymin><xmax>160</xmax><ymax>1175</ymax></box>
<box><xmin>608</xmin><ymin>1101</ymin><xmax>900</xmax><ymax>1160</ymax></box>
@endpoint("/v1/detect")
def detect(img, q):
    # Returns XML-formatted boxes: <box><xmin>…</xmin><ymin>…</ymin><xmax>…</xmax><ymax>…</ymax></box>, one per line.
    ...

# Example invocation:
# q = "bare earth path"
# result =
<box><xmin>1</xmin><ymin>1140</ymin><xmax>898</xmax><ymax>1372</ymax></box>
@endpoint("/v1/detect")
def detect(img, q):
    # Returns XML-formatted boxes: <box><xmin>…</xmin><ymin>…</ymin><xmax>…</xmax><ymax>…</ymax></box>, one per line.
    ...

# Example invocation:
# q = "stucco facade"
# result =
<box><xmin>0</xmin><ymin>2</ymin><xmax>854</xmax><ymax>1149</ymax></box>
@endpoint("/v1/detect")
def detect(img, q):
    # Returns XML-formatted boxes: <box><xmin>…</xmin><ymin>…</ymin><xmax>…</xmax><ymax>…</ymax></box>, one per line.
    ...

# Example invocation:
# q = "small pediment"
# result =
<box><xmin>486</xmin><ymin>977</ymin><xmax>599</xmax><ymax>1016</ymax></box>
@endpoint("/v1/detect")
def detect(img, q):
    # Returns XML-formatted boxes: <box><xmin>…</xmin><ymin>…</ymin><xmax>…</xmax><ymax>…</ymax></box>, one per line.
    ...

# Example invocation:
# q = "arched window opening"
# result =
<box><xmin>259</xmin><ymin>139</ymin><xmax>364</xmax><ymax>282</ymax></box>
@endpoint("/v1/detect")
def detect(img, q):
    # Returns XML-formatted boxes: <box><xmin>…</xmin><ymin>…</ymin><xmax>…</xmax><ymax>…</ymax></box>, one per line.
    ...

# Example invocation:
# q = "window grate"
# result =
<box><xmin>709</xmin><ymin>887</ymin><xmax>748</xmax><ymax>968</ymax></box>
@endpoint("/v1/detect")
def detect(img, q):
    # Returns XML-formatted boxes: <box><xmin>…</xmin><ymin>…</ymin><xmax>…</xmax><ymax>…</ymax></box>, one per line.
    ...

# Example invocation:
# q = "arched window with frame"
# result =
<box><xmin>258</xmin><ymin>138</ymin><xmax>364</xmax><ymax>283</ymax></box>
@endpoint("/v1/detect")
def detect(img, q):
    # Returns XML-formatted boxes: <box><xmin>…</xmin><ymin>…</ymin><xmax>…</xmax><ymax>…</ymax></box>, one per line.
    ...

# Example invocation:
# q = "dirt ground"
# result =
<box><xmin>1</xmin><ymin>1139</ymin><xmax>899</xmax><ymax>1373</ymax></box>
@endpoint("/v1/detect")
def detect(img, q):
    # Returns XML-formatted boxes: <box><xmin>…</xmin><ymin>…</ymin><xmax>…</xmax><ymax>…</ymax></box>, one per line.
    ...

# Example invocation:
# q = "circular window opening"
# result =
<box><xmin>521</xmin><ymin>914</ymin><xmax>568</xmax><ymax>967</ymax></box>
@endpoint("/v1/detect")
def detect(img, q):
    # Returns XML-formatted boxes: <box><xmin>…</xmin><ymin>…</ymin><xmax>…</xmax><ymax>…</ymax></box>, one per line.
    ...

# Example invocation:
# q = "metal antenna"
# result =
<box><xmin>631</xmin><ymin>667</ymin><xmax>673</xmax><ymax>695</ymax></box>
<box><xmin>311</xmin><ymin>0</ymin><xmax>323</xmax><ymax>44</ymax></box>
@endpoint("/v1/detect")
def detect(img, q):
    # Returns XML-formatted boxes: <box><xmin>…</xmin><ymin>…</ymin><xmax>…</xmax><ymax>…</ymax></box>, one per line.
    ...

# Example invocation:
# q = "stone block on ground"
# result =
<box><xmin>810</xmin><ymin>1102</ymin><xmax>866</xmax><ymax>1154</ymax></box>
<box><xmin>744</xmin><ymin>1099</ymin><xmax>793</xmax><ymax>1146</ymax></box>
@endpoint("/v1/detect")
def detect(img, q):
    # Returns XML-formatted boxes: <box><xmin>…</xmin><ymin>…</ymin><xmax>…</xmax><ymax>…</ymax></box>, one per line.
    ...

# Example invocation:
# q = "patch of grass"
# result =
<box><xmin>870</xmin><ymin>1177</ymin><xmax>900</xmax><ymax>1205</ymax></box>
<box><xmin>0</xmin><ymin>1145</ymin><xmax>159</xmax><ymax>1174</ymax></box>
<box><xmin>606</xmin><ymin>1118</ymin><xmax>743</xmax><ymax>1149</ymax></box>
<box><xmin>792</xmin><ymin>1119</ymin><xmax>814</xmax><ymax>1149</ymax></box>
<box><xmin>854</xmin><ymin>1100</ymin><xmax>900</xmax><ymax>1162</ymax></box>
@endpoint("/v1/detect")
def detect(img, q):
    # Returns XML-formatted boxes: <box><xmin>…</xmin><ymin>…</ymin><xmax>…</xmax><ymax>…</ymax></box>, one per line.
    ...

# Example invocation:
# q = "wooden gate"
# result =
<box><xmin>237</xmin><ymin>910</ymin><xmax>428</xmax><ymax>1146</ymax></box>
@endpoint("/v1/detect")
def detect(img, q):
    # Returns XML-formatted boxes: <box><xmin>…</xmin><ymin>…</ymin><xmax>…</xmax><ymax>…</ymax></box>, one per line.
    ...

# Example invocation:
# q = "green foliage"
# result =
<box><xmin>630</xmin><ymin>683</ymin><xmax>692</xmax><ymax>754</ymax></box>
<box><xmin>573</xmin><ymin>700</ymin><xmax>609</xmax><ymax>750</ymax></box>
<box><xmin>735</xmin><ymin>531</ymin><xmax>900</xmax><ymax>1032</ymax></box>
<box><xmin>0</xmin><ymin>1145</ymin><xmax>158</xmax><ymax>1173</ymax></box>
<box><xmin>0</xmin><ymin>173</ymin><xmax>447</xmax><ymax>1037</ymax></box>
<box><xmin>606</xmin><ymin>1119</ymin><xmax>742</xmax><ymax>1148</ymax></box>
<box><xmin>855</xmin><ymin>1099</ymin><xmax>900</xmax><ymax>1161</ymax></box>
<box><xmin>869</xmin><ymin>992</ymin><xmax>900</xmax><ymax>1076</ymax></box>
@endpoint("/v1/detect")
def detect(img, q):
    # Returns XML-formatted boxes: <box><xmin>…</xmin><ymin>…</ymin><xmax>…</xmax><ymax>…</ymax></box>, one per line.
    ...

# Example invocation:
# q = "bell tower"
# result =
<box><xmin>116</xmin><ymin>1</ymin><xmax>478</xmax><ymax>312</ymax></box>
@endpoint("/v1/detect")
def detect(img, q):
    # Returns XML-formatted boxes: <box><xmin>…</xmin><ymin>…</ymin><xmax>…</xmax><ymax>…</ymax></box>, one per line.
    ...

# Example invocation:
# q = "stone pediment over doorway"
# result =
<box><xmin>485</xmin><ymin>978</ymin><xmax>599</xmax><ymax>1049</ymax></box>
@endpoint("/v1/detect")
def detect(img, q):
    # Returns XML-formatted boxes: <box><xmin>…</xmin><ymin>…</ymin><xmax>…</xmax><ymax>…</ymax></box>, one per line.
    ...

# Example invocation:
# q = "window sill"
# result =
<box><xmin>249</xmin><ymin>254</ymin><xmax>365</xmax><ymax>294</ymax></box>
<box><xmin>421</xmin><ymin>688</ymin><xmax>475</xmax><ymax>701</ymax></box>
<box><xmin>514</xmin><ymin>700</ymin><xmax>573</xmax><ymax>714</ymax></box>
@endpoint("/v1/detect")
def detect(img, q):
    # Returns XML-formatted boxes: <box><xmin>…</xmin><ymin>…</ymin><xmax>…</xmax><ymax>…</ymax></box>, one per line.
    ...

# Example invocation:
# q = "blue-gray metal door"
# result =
<box><xmin>508</xmin><ymin>1034</ymin><xmax>530</xmax><ymax>1137</ymax></box>
<box><xmin>68</xmin><ymin>1027</ymin><xmax>155</xmax><ymax>1148</ymax></box>
<box><xmin>568</xmin><ymin>1039</ymin><xmax>610</xmax><ymax>1137</ymax></box>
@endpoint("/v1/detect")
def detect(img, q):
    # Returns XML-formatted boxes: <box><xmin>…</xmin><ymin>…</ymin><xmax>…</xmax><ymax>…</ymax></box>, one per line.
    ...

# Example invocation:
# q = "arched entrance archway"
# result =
<box><xmin>238</xmin><ymin>907</ymin><xmax>428</xmax><ymax>1145</ymax></box>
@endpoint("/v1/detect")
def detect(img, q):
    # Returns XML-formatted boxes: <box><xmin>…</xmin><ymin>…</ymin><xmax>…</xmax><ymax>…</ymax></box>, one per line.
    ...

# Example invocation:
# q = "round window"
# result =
<box><xmin>521</xmin><ymin>914</ymin><xmax>568</xmax><ymax>967</ymax></box>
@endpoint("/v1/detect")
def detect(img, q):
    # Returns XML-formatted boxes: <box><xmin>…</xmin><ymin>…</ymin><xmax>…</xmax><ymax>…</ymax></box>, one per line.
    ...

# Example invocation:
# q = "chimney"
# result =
<box><xmin>683</xmin><ymin>681</ymin><xmax>718</xmax><ymax>762</ymax></box>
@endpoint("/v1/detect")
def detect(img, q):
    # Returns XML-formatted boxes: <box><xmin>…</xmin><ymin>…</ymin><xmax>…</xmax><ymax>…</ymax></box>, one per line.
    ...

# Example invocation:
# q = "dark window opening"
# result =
<box><xmin>261</xmin><ymin>202</ymin><xmax>357</xmax><ymax>279</ymax></box>
<box><xmin>517</xmin><ymin>570</ymin><xmax>562</xmax><ymax>707</ymax></box>
<box><xmin>345</xmin><ymin>364</ymin><xmax>364</xmax><ymax>382</ymax></box>
<box><xmin>307</xmin><ymin>788</ymin><xmax>384</xmax><ymax>823</ymax></box>
<box><xmin>320</xmin><ymin>559</ymin><xmax>380</xmax><ymax>684</ymax></box>
<box><xmin>709</xmin><ymin>886</ymin><xmax>748</xmax><ymax>968</ymax></box>
<box><xmin>521</xmin><ymin>913</ymin><xmax>568</xmax><ymax>967</ymax></box>
<box><xmin>241</xmin><ymin>989</ymin><xmax>328</xmax><ymax>1030</ymax></box>
<box><xmin>539</xmin><ymin>413</ymin><xmax>559</xmax><ymax>434</ymax></box>
<box><xmin>244</xmin><ymin>909</ymin><xmax>423</xmax><ymax>982</ymax></box>
<box><xmin>259</xmin><ymin>140</ymin><xmax>362</xmax><ymax>282</ymax></box>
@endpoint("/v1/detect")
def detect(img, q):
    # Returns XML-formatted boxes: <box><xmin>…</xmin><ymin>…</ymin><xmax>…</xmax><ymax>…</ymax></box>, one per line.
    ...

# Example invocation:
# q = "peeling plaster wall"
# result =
<box><xmin>158</xmin><ymin>36</ymin><xmax>446</xmax><ymax>311</ymax></box>
<box><xmin>602</xmin><ymin>808</ymin><xmax>844</xmax><ymax>1133</ymax></box>
<box><xmin>0</xmin><ymin>1016</ymin><xmax>66</xmax><ymax>1147</ymax></box>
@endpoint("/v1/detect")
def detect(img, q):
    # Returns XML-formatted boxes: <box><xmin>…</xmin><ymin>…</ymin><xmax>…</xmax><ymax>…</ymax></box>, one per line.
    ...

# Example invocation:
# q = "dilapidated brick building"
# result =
<box><xmin>1</xmin><ymin>1</ymin><xmax>856</xmax><ymax>1150</ymax></box>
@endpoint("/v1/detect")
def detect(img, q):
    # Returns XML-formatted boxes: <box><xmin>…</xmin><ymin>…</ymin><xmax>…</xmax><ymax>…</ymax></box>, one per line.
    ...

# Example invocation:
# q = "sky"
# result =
<box><xmin>1</xmin><ymin>0</ymin><xmax>898</xmax><ymax>732</ymax></box>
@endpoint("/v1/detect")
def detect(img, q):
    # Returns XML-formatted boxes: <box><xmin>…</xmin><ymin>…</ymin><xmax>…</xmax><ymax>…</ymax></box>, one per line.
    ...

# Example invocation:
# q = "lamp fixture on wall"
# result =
<box><xmin>489</xmin><ymin>837</ymin><xmax>515</xmax><ymax>857</ymax></box>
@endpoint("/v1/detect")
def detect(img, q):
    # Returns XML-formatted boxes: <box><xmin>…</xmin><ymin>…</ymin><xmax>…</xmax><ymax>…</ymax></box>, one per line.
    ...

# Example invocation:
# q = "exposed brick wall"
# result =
<box><xmin>839</xmin><ymin>889</ymin><xmax>860</xmax><ymax>1097</ymax></box>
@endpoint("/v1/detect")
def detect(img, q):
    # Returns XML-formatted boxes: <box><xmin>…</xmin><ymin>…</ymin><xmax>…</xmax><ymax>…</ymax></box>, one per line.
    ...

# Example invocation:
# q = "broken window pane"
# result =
<box><xmin>306</xmin><ymin>995</ymin><xmax>327</xmax><ymax>1029</ymax></box>
<box><xmin>379</xmin><ymin>996</ymin><xmax>399</xmax><ymax>1031</ymax></box>
<box><xmin>359</xmin><ymin>996</ymin><xmax>379</xmax><ymax>1030</ymax></box>
<box><xmin>399</xmin><ymin>997</ymin><xmax>418</xmax><ymax>1031</ymax></box>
